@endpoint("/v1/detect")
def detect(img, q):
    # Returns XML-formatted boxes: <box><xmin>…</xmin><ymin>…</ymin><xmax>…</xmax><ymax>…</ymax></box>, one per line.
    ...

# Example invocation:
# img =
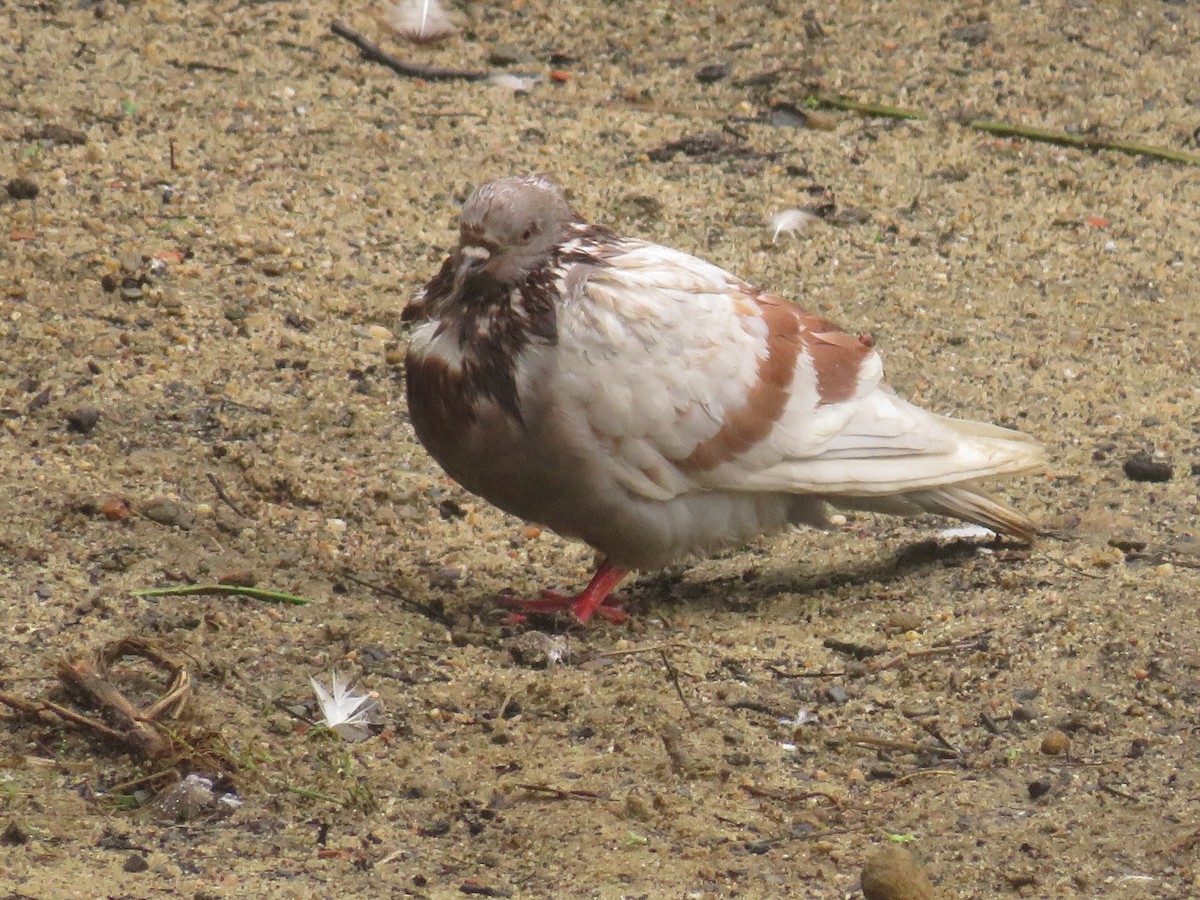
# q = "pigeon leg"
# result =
<box><xmin>506</xmin><ymin>560</ymin><xmax>630</xmax><ymax>623</ymax></box>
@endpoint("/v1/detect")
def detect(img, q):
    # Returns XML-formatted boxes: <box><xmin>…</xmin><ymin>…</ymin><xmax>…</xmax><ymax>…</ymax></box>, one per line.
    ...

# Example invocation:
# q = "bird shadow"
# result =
<box><xmin>628</xmin><ymin>536</ymin><xmax>1031</xmax><ymax>620</ymax></box>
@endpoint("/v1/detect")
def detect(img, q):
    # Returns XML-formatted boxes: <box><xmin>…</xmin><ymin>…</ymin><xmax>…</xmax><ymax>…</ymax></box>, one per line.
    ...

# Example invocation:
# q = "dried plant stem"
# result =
<box><xmin>808</xmin><ymin>92</ymin><xmax>1200</xmax><ymax>166</ymax></box>
<box><xmin>808</xmin><ymin>93</ymin><xmax>927</xmax><ymax>121</ymax></box>
<box><xmin>965</xmin><ymin>117</ymin><xmax>1200</xmax><ymax>165</ymax></box>
<box><xmin>842</xmin><ymin>732</ymin><xmax>960</xmax><ymax>760</ymax></box>
<box><xmin>132</xmin><ymin>584</ymin><xmax>311</xmax><ymax>605</ymax></box>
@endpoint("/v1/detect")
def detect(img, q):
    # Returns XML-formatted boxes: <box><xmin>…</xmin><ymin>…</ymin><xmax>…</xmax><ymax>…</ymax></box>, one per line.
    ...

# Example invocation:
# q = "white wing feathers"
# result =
<box><xmin>554</xmin><ymin>239</ymin><xmax>1043</xmax><ymax>507</ymax></box>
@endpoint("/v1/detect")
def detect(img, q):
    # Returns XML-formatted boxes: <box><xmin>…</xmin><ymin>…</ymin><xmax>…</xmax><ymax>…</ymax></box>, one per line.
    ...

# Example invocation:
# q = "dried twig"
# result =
<box><xmin>514</xmin><ymin>782</ymin><xmax>602</xmax><ymax>801</ymax></box>
<box><xmin>741</xmin><ymin>783</ymin><xmax>842</xmax><ymax>808</ymax></box>
<box><xmin>841</xmin><ymin>732</ymin><xmax>960</xmax><ymax>760</ymax></box>
<box><xmin>659</xmin><ymin>649</ymin><xmax>693</xmax><ymax>716</ymax></box>
<box><xmin>207</xmin><ymin>473</ymin><xmax>249</xmax><ymax>518</ymax></box>
<box><xmin>0</xmin><ymin>638</ymin><xmax>192</xmax><ymax>761</ymax></box>
<box><xmin>595</xmin><ymin>642</ymin><xmax>683</xmax><ymax>659</ymax></box>
<box><xmin>330</xmin><ymin>20</ymin><xmax>492</xmax><ymax>82</ymax></box>
<box><xmin>766</xmin><ymin>665</ymin><xmax>847</xmax><ymax>679</ymax></box>
<box><xmin>889</xmin><ymin>768</ymin><xmax>958</xmax><ymax>787</ymax></box>
<box><xmin>336</xmin><ymin>567</ymin><xmax>449</xmax><ymax>623</ymax></box>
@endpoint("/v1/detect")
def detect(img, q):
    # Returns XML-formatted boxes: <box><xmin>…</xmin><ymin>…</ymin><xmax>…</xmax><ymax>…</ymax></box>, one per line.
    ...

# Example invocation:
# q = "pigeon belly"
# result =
<box><xmin>407</xmin><ymin>318</ymin><xmax>822</xmax><ymax>570</ymax></box>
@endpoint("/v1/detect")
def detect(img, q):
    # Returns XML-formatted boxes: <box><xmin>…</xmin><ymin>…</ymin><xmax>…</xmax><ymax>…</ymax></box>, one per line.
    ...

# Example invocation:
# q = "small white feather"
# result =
<box><xmin>310</xmin><ymin>671</ymin><xmax>382</xmax><ymax>742</ymax></box>
<box><xmin>380</xmin><ymin>0</ymin><xmax>457</xmax><ymax>44</ymax></box>
<box><xmin>768</xmin><ymin>208</ymin><xmax>818</xmax><ymax>243</ymax></box>
<box><xmin>489</xmin><ymin>73</ymin><xmax>542</xmax><ymax>94</ymax></box>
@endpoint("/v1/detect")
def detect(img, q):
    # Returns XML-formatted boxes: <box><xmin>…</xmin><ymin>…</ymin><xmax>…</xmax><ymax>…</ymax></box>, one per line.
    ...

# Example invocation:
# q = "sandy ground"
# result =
<box><xmin>2</xmin><ymin>0</ymin><xmax>1199</xmax><ymax>897</ymax></box>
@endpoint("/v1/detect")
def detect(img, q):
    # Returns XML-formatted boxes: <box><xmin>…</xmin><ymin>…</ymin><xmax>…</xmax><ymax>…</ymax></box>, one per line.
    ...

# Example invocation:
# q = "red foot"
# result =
<box><xmin>501</xmin><ymin>560</ymin><xmax>630</xmax><ymax>624</ymax></box>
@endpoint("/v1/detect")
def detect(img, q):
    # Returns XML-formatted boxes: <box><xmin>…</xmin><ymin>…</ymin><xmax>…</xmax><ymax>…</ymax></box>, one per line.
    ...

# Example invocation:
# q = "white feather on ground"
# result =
<box><xmin>378</xmin><ymin>0</ymin><xmax>457</xmax><ymax>43</ymax></box>
<box><xmin>769</xmin><ymin>208</ymin><xmax>819</xmax><ymax>243</ymax></box>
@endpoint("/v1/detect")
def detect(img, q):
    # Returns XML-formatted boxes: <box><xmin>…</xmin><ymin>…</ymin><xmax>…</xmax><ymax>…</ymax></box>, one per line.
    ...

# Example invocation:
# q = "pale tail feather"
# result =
<box><xmin>833</xmin><ymin>484</ymin><xmax>1039</xmax><ymax>541</ymax></box>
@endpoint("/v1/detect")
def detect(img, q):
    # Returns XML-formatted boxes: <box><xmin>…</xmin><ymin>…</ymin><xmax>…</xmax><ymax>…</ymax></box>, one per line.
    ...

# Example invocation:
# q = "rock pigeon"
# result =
<box><xmin>403</xmin><ymin>175</ymin><xmax>1044</xmax><ymax>623</ymax></box>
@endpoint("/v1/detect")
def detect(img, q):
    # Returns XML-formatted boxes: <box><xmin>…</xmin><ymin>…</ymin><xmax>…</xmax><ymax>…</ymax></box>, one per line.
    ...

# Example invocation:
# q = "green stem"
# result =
<box><xmin>966</xmin><ymin>118</ymin><xmax>1200</xmax><ymax>165</ymax></box>
<box><xmin>807</xmin><ymin>93</ymin><xmax>1200</xmax><ymax>166</ymax></box>
<box><xmin>131</xmin><ymin>584</ymin><xmax>311</xmax><ymax>606</ymax></box>
<box><xmin>809</xmin><ymin>92</ymin><xmax>927</xmax><ymax>121</ymax></box>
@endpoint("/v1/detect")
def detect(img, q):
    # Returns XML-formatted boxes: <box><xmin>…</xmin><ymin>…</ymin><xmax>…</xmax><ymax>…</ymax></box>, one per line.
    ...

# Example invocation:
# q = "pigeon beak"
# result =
<box><xmin>459</xmin><ymin>244</ymin><xmax>491</xmax><ymax>269</ymax></box>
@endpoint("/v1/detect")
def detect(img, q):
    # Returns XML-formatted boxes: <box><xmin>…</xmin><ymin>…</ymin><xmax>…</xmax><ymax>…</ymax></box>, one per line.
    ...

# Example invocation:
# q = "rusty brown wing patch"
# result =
<box><xmin>678</xmin><ymin>297</ymin><xmax>803</xmax><ymax>472</ymax></box>
<box><xmin>797</xmin><ymin>315</ymin><xmax>873</xmax><ymax>405</ymax></box>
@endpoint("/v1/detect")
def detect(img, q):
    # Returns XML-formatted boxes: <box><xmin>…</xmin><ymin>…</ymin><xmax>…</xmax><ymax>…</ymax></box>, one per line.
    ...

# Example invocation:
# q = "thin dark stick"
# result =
<box><xmin>207</xmin><ymin>473</ymin><xmax>248</xmax><ymax>518</ymax></box>
<box><xmin>659</xmin><ymin>648</ymin><xmax>693</xmax><ymax>717</ymax></box>
<box><xmin>330</xmin><ymin>21</ymin><xmax>492</xmax><ymax>82</ymax></box>
<box><xmin>336</xmin><ymin>567</ymin><xmax>450</xmax><ymax>624</ymax></box>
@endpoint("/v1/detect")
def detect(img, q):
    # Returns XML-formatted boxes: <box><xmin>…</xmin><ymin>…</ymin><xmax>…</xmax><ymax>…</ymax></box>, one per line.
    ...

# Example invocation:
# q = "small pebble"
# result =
<box><xmin>1041</xmin><ymin>729</ymin><xmax>1070</xmax><ymax>756</ymax></box>
<box><xmin>0</xmin><ymin>820</ymin><xmax>29</xmax><ymax>845</ymax></box>
<box><xmin>694</xmin><ymin>62</ymin><xmax>730</xmax><ymax>83</ymax></box>
<box><xmin>860</xmin><ymin>845</ymin><xmax>936</xmax><ymax>900</ymax></box>
<box><xmin>882</xmin><ymin>612</ymin><xmax>923</xmax><ymax>633</ymax></box>
<box><xmin>487</xmin><ymin>44</ymin><xmax>528</xmax><ymax>66</ymax></box>
<box><xmin>139</xmin><ymin>497</ymin><xmax>195</xmax><ymax>529</ymax></box>
<box><xmin>1122</xmin><ymin>454</ymin><xmax>1173</xmax><ymax>483</ymax></box>
<box><xmin>507</xmin><ymin>630</ymin><xmax>568</xmax><ymax>668</ymax></box>
<box><xmin>123</xmin><ymin>853</ymin><xmax>150</xmax><ymax>873</ymax></box>
<box><xmin>65</xmin><ymin>406</ymin><xmax>101</xmax><ymax>434</ymax></box>
<box><xmin>429</xmin><ymin>567</ymin><xmax>462</xmax><ymax>589</ymax></box>
<box><xmin>1027</xmin><ymin>779</ymin><xmax>1052</xmax><ymax>800</ymax></box>
<box><xmin>102</xmin><ymin>498</ymin><xmax>131</xmax><ymax>521</ymax></box>
<box><xmin>5</xmin><ymin>177</ymin><xmax>39</xmax><ymax>201</ymax></box>
<box><xmin>1012</xmin><ymin>704</ymin><xmax>1039</xmax><ymax>723</ymax></box>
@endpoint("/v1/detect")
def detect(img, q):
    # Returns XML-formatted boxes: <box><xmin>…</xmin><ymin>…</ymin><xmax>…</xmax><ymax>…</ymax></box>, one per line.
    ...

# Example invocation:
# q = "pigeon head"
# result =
<box><xmin>457</xmin><ymin>175</ymin><xmax>574</xmax><ymax>284</ymax></box>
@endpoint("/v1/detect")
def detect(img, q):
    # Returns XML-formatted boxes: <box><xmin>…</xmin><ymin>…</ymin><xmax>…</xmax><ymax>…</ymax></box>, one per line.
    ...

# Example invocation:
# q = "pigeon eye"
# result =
<box><xmin>521</xmin><ymin>225</ymin><xmax>537</xmax><ymax>241</ymax></box>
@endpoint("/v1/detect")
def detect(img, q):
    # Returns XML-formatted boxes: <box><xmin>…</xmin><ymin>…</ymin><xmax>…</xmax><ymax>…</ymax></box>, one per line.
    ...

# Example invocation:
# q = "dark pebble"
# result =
<box><xmin>950</xmin><ymin>22</ymin><xmax>992</xmax><ymax>45</ymax></box>
<box><xmin>65</xmin><ymin>406</ymin><xmax>101</xmax><ymax>434</ymax></box>
<box><xmin>5</xmin><ymin>177</ymin><xmax>39</xmax><ymax>201</ymax></box>
<box><xmin>695</xmin><ymin>62</ymin><xmax>730</xmax><ymax>84</ymax></box>
<box><xmin>417</xmin><ymin>820</ymin><xmax>450</xmax><ymax>837</ymax></box>
<box><xmin>1012</xmin><ymin>704</ymin><xmax>1039</xmax><ymax>723</ymax></box>
<box><xmin>1027</xmin><ymin>779</ymin><xmax>1052</xmax><ymax>800</ymax></box>
<box><xmin>487</xmin><ymin>44</ymin><xmax>527</xmax><ymax>66</ymax></box>
<box><xmin>1108</xmin><ymin>535</ymin><xmax>1147</xmax><ymax>553</ymax></box>
<box><xmin>123</xmin><ymin>853</ymin><xmax>150</xmax><ymax>873</ymax></box>
<box><xmin>1</xmin><ymin>820</ymin><xmax>29</xmax><ymax>845</ymax></box>
<box><xmin>429</xmin><ymin>567</ymin><xmax>462</xmax><ymax>589</ymax></box>
<box><xmin>26</xmin><ymin>387</ymin><xmax>52</xmax><ymax>414</ymax></box>
<box><xmin>1122</xmin><ymin>454</ymin><xmax>1173</xmax><ymax>483</ymax></box>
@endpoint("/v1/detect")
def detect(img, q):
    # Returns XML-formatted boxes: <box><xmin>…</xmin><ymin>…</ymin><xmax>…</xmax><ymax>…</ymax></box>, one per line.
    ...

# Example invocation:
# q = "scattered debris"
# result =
<box><xmin>0</xmin><ymin>638</ymin><xmax>191</xmax><ymax>761</ymax></box>
<box><xmin>646</xmin><ymin>129</ymin><xmax>779</xmax><ymax>163</ymax></box>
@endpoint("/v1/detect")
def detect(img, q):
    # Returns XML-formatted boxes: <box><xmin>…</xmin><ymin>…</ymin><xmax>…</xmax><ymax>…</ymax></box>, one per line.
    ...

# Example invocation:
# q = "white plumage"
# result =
<box><xmin>404</xmin><ymin>175</ymin><xmax>1044</xmax><ymax>622</ymax></box>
